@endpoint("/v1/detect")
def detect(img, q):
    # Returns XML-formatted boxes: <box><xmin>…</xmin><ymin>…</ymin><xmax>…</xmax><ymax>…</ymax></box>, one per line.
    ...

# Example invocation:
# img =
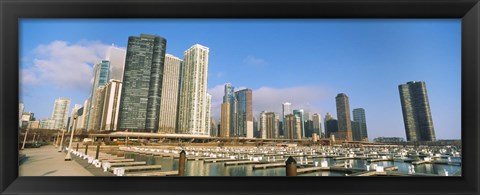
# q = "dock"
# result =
<box><xmin>253</xmin><ymin>163</ymin><xmax>285</xmax><ymax>169</ymax></box>
<box><xmin>114</xmin><ymin>165</ymin><xmax>163</xmax><ymax>172</ymax></box>
<box><xmin>124</xmin><ymin>170</ymin><xmax>179</xmax><ymax>176</ymax></box>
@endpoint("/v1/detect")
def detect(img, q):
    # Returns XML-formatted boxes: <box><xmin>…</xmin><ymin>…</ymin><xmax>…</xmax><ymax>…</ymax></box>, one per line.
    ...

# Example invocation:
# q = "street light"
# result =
<box><xmin>57</xmin><ymin>129</ymin><xmax>65</xmax><ymax>152</ymax></box>
<box><xmin>65</xmin><ymin>113</ymin><xmax>78</xmax><ymax>161</ymax></box>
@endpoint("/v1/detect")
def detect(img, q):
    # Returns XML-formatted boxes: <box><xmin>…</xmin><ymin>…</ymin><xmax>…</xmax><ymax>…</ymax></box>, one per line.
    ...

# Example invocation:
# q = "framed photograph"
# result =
<box><xmin>1</xmin><ymin>0</ymin><xmax>479</xmax><ymax>194</ymax></box>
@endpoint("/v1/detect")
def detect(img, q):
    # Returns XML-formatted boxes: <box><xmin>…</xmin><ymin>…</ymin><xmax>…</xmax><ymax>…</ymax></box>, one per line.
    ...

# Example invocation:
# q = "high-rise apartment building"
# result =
<box><xmin>265</xmin><ymin>112</ymin><xmax>279</xmax><ymax>138</ymax></box>
<box><xmin>100</xmin><ymin>79</ymin><xmax>122</xmax><ymax>131</ymax></box>
<box><xmin>335</xmin><ymin>93</ymin><xmax>353</xmax><ymax>141</ymax></box>
<box><xmin>352</xmin><ymin>108</ymin><xmax>368</xmax><ymax>141</ymax></box>
<box><xmin>285</xmin><ymin>114</ymin><xmax>301</xmax><ymax>139</ymax></box>
<box><xmin>118</xmin><ymin>34</ymin><xmax>167</xmax><ymax>132</ymax></box>
<box><xmin>51</xmin><ymin>97</ymin><xmax>71</xmax><ymax>130</ymax></box>
<box><xmin>293</xmin><ymin>109</ymin><xmax>305</xmax><ymax>138</ymax></box>
<box><xmin>259</xmin><ymin>111</ymin><xmax>267</xmax><ymax>139</ymax></box>
<box><xmin>177</xmin><ymin>44</ymin><xmax>210</xmax><ymax>135</ymax></box>
<box><xmin>324</xmin><ymin>112</ymin><xmax>334</xmax><ymax>135</ymax></box>
<box><xmin>90</xmin><ymin>86</ymin><xmax>106</xmax><ymax>131</ymax></box>
<box><xmin>235</xmin><ymin>89</ymin><xmax>253</xmax><ymax>138</ymax></box>
<box><xmin>399</xmin><ymin>81</ymin><xmax>436</xmax><ymax>141</ymax></box>
<box><xmin>158</xmin><ymin>54</ymin><xmax>183</xmax><ymax>134</ymax></box>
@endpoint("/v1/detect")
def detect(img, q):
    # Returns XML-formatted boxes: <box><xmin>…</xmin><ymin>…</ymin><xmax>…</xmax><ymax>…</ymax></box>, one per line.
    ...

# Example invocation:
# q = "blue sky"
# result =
<box><xmin>19</xmin><ymin>19</ymin><xmax>461</xmax><ymax>140</ymax></box>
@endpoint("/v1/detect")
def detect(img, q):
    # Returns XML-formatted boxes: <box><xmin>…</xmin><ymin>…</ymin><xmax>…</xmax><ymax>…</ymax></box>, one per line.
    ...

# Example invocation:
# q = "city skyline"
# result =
<box><xmin>19</xmin><ymin>19</ymin><xmax>461</xmax><ymax>140</ymax></box>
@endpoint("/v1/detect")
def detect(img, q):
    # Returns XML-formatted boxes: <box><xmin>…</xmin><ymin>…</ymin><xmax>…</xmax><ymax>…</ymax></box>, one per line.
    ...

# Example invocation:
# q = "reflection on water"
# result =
<box><xmin>125</xmin><ymin>153</ymin><xmax>461</xmax><ymax>176</ymax></box>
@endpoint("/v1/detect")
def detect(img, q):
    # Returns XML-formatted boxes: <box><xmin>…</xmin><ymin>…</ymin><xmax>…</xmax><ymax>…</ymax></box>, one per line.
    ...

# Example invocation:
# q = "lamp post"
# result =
<box><xmin>57</xmin><ymin>129</ymin><xmax>65</xmax><ymax>152</ymax></box>
<box><xmin>65</xmin><ymin>113</ymin><xmax>78</xmax><ymax>161</ymax></box>
<box><xmin>21</xmin><ymin>129</ymin><xmax>29</xmax><ymax>150</ymax></box>
<box><xmin>54</xmin><ymin>132</ymin><xmax>60</xmax><ymax>148</ymax></box>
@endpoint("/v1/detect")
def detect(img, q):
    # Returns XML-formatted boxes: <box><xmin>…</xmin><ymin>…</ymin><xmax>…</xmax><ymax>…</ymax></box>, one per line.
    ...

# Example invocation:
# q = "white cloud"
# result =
<box><xmin>208</xmin><ymin>84</ymin><xmax>329</xmax><ymax>120</ymax></box>
<box><xmin>21</xmin><ymin>40</ymin><xmax>112</xmax><ymax>90</ymax></box>
<box><xmin>244</xmin><ymin>55</ymin><xmax>267</xmax><ymax>67</ymax></box>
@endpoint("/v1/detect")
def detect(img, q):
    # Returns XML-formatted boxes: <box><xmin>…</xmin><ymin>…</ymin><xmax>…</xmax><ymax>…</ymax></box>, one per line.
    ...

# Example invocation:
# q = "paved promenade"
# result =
<box><xmin>19</xmin><ymin>145</ymin><xmax>93</xmax><ymax>176</ymax></box>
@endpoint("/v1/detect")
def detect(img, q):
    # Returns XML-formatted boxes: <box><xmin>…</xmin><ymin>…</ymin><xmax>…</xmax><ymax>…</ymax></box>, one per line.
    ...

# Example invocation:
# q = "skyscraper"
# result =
<box><xmin>222</xmin><ymin>83</ymin><xmax>236</xmax><ymax>136</ymax></box>
<box><xmin>285</xmin><ymin>114</ymin><xmax>301</xmax><ymax>139</ymax></box>
<box><xmin>259</xmin><ymin>111</ymin><xmax>267</xmax><ymax>139</ymax></box>
<box><xmin>51</xmin><ymin>97</ymin><xmax>71</xmax><ymax>130</ymax></box>
<box><xmin>100</xmin><ymin>79</ymin><xmax>122</xmax><ymax>131</ymax></box>
<box><xmin>336</xmin><ymin>93</ymin><xmax>353</xmax><ymax>141</ymax></box>
<box><xmin>265</xmin><ymin>112</ymin><xmax>279</xmax><ymax>138</ymax></box>
<box><xmin>312</xmin><ymin>113</ymin><xmax>322</xmax><ymax>137</ymax></box>
<box><xmin>158</xmin><ymin>54</ymin><xmax>183</xmax><ymax>134</ymax></box>
<box><xmin>205</xmin><ymin>93</ymin><xmax>212</xmax><ymax>134</ymax></box>
<box><xmin>220</xmin><ymin>102</ymin><xmax>231</xmax><ymax>137</ymax></box>
<box><xmin>68</xmin><ymin>104</ymin><xmax>82</xmax><ymax>132</ymax></box>
<box><xmin>118</xmin><ymin>34</ymin><xmax>167</xmax><ymax>132</ymax></box>
<box><xmin>282</xmin><ymin>102</ymin><xmax>292</xmax><ymax>136</ymax></box>
<box><xmin>352</xmin><ymin>108</ymin><xmax>368</xmax><ymax>141</ymax></box>
<box><xmin>105</xmin><ymin>45</ymin><xmax>127</xmax><ymax>81</ymax></box>
<box><xmin>399</xmin><ymin>81</ymin><xmax>436</xmax><ymax>141</ymax></box>
<box><xmin>293</xmin><ymin>109</ymin><xmax>305</xmax><ymax>138</ymax></box>
<box><xmin>235</xmin><ymin>89</ymin><xmax>253</xmax><ymax>138</ymax></box>
<box><xmin>177</xmin><ymin>44</ymin><xmax>210</xmax><ymax>135</ymax></box>
<box><xmin>86</xmin><ymin>60</ymin><xmax>110</xmax><ymax>131</ymax></box>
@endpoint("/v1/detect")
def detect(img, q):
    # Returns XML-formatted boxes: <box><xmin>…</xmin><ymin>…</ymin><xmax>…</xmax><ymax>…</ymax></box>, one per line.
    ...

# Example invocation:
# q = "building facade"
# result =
<box><xmin>285</xmin><ymin>114</ymin><xmax>301</xmax><ymax>139</ymax></box>
<box><xmin>100</xmin><ymin>79</ymin><xmax>122</xmax><ymax>131</ymax></box>
<box><xmin>352</xmin><ymin>108</ymin><xmax>368</xmax><ymax>141</ymax></box>
<box><xmin>399</xmin><ymin>81</ymin><xmax>436</xmax><ymax>141</ymax></box>
<box><xmin>265</xmin><ymin>112</ymin><xmax>279</xmax><ymax>138</ymax></box>
<box><xmin>158</xmin><ymin>54</ymin><xmax>183</xmax><ymax>134</ymax></box>
<box><xmin>85</xmin><ymin>60</ymin><xmax>110</xmax><ymax>131</ymax></box>
<box><xmin>259</xmin><ymin>111</ymin><xmax>267</xmax><ymax>139</ymax></box>
<box><xmin>293</xmin><ymin>109</ymin><xmax>305</xmax><ymax>138</ymax></box>
<box><xmin>335</xmin><ymin>93</ymin><xmax>353</xmax><ymax>141</ymax></box>
<box><xmin>312</xmin><ymin>113</ymin><xmax>322</xmax><ymax>137</ymax></box>
<box><xmin>51</xmin><ymin>97</ymin><xmax>71</xmax><ymax>130</ymax></box>
<box><xmin>118</xmin><ymin>34</ymin><xmax>167</xmax><ymax>132</ymax></box>
<box><xmin>177</xmin><ymin>44</ymin><xmax>210</xmax><ymax>135</ymax></box>
<box><xmin>235</xmin><ymin>89</ymin><xmax>253</xmax><ymax>138</ymax></box>
<box><xmin>105</xmin><ymin>45</ymin><xmax>127</xmax><ymax>81</ymax></box>
<box><xmin>282</xmin><ymin>102</ymin><xmax>292</xmax><ymax>136</ymax></box>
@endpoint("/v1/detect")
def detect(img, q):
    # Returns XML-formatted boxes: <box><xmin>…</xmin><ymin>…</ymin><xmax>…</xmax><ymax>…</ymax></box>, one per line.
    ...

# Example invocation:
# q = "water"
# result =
<box><xmin>125</xmin><ymin>152</ymin><xmax>461</xmax><ymax>176</ymax></box>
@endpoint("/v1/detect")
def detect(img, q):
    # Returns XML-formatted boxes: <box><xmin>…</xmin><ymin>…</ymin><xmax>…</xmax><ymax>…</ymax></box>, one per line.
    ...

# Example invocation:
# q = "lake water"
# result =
<box><xmin>125</xmin><ymin>153</ymin><xmax>461</xmax><ymax>176</ymax></box>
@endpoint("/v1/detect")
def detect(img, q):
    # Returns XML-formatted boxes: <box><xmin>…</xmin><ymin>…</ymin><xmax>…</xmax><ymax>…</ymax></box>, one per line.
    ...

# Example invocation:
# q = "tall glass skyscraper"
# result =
<box><xmin>118</xmin><ymin>34</ymin><xmax>167</xmax><ymax>132</ymax></box>
<box><xmin>293</xmin><ymin>109</ymin><xmax>305</xmax><ymax>138</ymax></box>
<box><xmin>235</xmin><ymin>89</ymin><xmax>253</xmax><ymax>138</ymax></box>
<box><xmin>352</xmin><ymin>108</ymin><xmax>368</xmax><ymax>141</ymax></box>
<box><xmin>335</xmin><ymin>93</ymin><xmax>353</xmax><ymax>141</ymax></box>
<box><xmin>85</xmin><ymin>60</ymin><xmax>110</xmax><ymax>131</ymax></box>
<box><xmin>222</xmin><ymin>83</ymin><xmax>236</xmax><ymax>136</ymax></box>
<box><xmin>399</xmin><ymin>81</ymin><xmax>436</xmax><ymax>141</ymax></box>
<box><xmin>177</xmin><ymin>44</ymin><xmax>210</xmax><ymax>135</ymax></box>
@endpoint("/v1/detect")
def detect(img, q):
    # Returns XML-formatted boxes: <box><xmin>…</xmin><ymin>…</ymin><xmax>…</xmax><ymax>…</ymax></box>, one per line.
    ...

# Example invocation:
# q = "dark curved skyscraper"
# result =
<box><xmin>118</xmin><ymin>34</ymin><xmax>167</xmax><ymax>132</ymax></box>
<box><xmin>335</xmin><ymin>93</ymin><xmax>353</xmax><ymax>141</ymax></box>
<box><xmin>399</xmin><ymin>81</ymin><xmax>436</xmax><ymax>141</ymax></box>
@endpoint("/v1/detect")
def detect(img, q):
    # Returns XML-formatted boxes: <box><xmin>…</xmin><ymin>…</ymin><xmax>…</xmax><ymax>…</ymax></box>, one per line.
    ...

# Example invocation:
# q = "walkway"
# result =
<box><xmin>19</xmin><ymin>145</ymin><xmax>93</xmax><ymax>176</ymax></box>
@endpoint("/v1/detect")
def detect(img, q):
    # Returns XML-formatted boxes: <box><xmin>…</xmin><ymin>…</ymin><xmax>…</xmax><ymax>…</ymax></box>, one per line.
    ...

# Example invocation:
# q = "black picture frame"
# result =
<box><xmin>1</xmin><ymin>0</ymin><xmax>479</xmax><ymax>194</ymax></box>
